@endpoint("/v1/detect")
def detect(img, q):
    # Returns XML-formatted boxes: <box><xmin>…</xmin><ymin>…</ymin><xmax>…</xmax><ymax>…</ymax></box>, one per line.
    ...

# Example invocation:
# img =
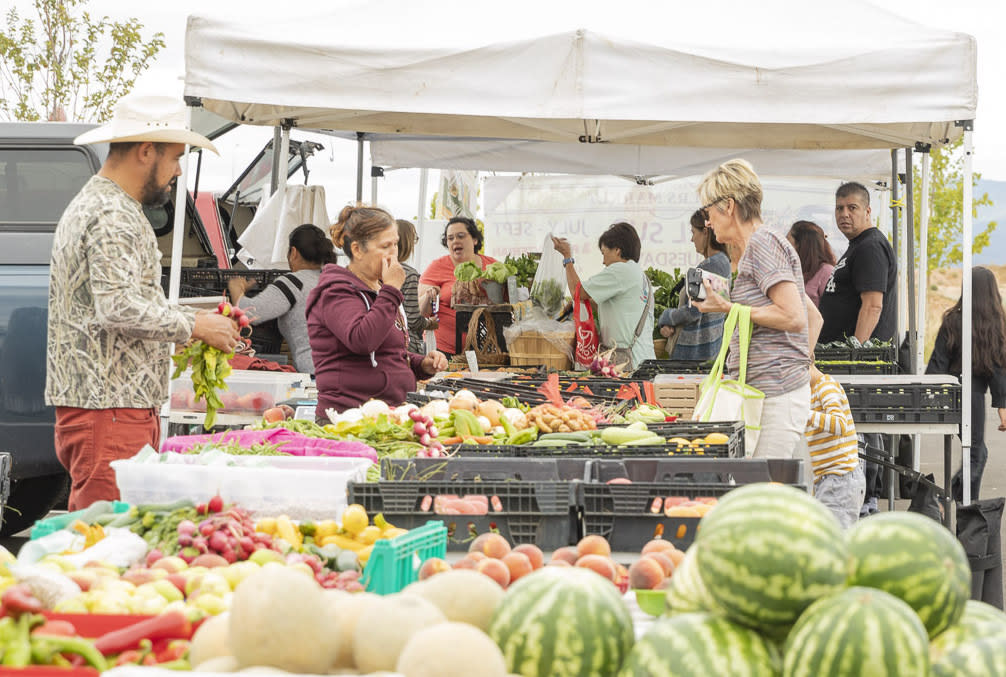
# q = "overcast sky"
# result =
<box><xmin>9</xmin><ymin>0</ymin><xmax>1005</xmax><ymax>219</ymax></box>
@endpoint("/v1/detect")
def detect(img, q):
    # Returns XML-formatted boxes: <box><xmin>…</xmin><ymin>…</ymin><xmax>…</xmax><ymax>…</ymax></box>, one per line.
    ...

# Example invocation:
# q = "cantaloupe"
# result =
<box><xmin>327</xmin><ymin>592</ymin><xmax>380</xmax><ymax>669</ymax></box>
<box><xmin>194</xmin><ymin>655</ymin><xmax>239</xmax><ymax>672</ymax></box>
<box><xmin>353</xmin><ymin>593</ymin><xmax>446</xmax><ymax>672</ymax></box>
<box><xmin>189</xmin><ymin>611</ymin><xmax>231</xmax><ymax>668</ymax></box>
<box><xmin>396</xmin><ymin>622</ymin><xmax>506</xmax><ymax>677</ymax></box>
<box><xmin>405</xmin><ymin>569</ymin><xmax>505</xmax><ymax>631</ymax></box>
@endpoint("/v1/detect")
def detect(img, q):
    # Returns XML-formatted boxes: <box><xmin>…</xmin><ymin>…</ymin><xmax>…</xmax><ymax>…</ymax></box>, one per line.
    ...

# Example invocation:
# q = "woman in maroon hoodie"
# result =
<box><xmin>306</xmin><ymin>205</ymin><xmax>447</xmax><ymax>419</ymax></box>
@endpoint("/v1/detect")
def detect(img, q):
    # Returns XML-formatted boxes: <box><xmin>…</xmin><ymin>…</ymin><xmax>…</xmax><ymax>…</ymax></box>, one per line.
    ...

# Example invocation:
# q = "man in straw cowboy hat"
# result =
<box><xmin>45</xmin><ymin>95</ymin><xmax>241</xmax><ymax>510</ymax></box>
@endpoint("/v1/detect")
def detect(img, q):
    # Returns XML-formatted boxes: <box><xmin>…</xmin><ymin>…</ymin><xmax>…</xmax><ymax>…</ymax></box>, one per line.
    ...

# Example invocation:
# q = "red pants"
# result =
<box><xmin>55</xmin><ymin>407</ymin><xmax>160</xmax><ymax>511</ymax></box>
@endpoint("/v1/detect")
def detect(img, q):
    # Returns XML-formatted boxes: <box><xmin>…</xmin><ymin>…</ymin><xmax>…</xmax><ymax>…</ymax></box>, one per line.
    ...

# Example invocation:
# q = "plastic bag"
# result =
<box><xmin>573</xmin><ymin>284</ymin><xmax>599</xmax><ymax>370</ymax></box>
<box><xmin>503</xmin><ymin>307</ymin><xmax>575</xmax><ymax>359</ymax></box>
<box><xmin>529</xmin><ymin>234</ymin><xmax>568</xmax><ymax>318</ymax></box>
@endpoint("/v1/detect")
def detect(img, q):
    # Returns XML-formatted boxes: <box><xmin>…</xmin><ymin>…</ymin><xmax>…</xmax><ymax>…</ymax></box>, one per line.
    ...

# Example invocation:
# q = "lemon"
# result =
<box><xmin>341</xmin><ymin>504</ymin><xmax>369</xmax><ymax>536</ymax></box>
<box><xmin>356</xmin><ymin>525</ymin><xmax>382</xmax><ymax>545</ymax></box>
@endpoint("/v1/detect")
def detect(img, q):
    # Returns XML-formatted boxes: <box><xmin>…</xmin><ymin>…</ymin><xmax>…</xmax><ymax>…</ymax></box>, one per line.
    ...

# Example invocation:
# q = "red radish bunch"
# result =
<box><xmin>217</xmin><ymin>300</ymin><xmax>251</xmax><ymax>331</ymax></box>
<box><xmin>590</xmin><ymin>354</ymin><xmax>618</xmax><ymax>378</ymax></box>
<box><xmin>177</xmin><ymin>500</ymin><xmax>276</xmax><ymax>564</ymax></box>
<box><xmin>285</xmin><ymin>553</ymin><xmax>364</xmax><ymax>591</ymax></box>
<box><xmin>408</xmin><ymin>408</ymin><xmax>445</xmax><ymax>458</ymax></box>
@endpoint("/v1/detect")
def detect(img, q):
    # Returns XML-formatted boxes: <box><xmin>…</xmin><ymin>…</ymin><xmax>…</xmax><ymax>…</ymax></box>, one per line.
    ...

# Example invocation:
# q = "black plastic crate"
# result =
<box><xmin>450</xmin><ymin>441</ymin><xmax>732</xmax><ymax>459</ymax></box>
<box><xmin>844</xmin><ymin>382</ymin><xmax>962</xmax><ymax>423</ymax></box>
<box><xmin>597</xmin><ymin>421</ymin><xmax>745</xmax><ymax>457</ymax></box>
<box><xmin>180</xmin><ymin>268</ymin><xmax>223</xmax><ymax>290</ymax></box>
<box><xmin>348</xmin><ymin>479</ymin><xmax>580</xmax><ymax>551</ymax></box>
<box><xmin>581</xmin><ymin>458</ymin><xmax>805</xmax><ymax>551</ymax></box>
<box><xmin>381</xmin><ymin>457</ymin><xmax>594</xmax><ymax>482</ymax></box>
<box><xmin>814</xmin><ymin>346</ymin><xmax>854</xmax><ymax>361</ymax></box>
<box><xmin>632</xmin><ymin>360</ymin><xmax>710</xmax><ymax>380</ymax></box>
<box><xmin>511</xmin><ymin>376</ymin><xmax>651</xmax><ymax>399</ymax></box>
<box><xmin>816</xmin><ymin>361</ymin><xmax>898</xmax><ymax>376</ymax></box>
<box><xmin>816</xmin><ymin>345</ymin><xmax>897</xmax><ymax>363</ymax></box>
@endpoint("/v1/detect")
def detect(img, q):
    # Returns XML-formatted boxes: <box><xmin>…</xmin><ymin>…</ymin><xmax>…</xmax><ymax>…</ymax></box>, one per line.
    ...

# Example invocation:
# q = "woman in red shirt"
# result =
<box><xmin>418</xmin><ymin>217</ymin><xmax>496</xmax><ymax>354</ymax></box>
<box><xmin>306</xmin><ymin>205</ymin><xmax>447</xmax><ymax>418</ymax></box>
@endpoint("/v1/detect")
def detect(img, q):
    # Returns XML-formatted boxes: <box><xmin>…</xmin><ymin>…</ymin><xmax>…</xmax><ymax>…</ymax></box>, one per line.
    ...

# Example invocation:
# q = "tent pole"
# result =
<box><xmin>890</xmin><ymin>151</ymin><xmax>900</xmax><ymax>334</ymax></box>
<box><xmin>961</xmin><ymin>123</ymin><xmax>974</xmax><ymax>507</ymax></box>
<box><xmin>416</xmin><ymin>168</ymin><xmax>430</xmax><ymax>267</ymax></box>
<box><xmin>905</xmin><ymin>147</ymin><xmax>917</xmax><ymax>375</ymax></box>
<box><xmin>913</xmin><ymin>147</ymin><xmax>931</xmax><ymax>473</ymax></box>
<box><xmin>356</xmin><ymin>132</ymin><xmax>365</xmax><ymax>203</ymax></box>
<box><xmin>269</xmin><ymin>126</ymin><xmax>282</xmax><ymax>198</ymax></box>
<box><xmin>168</xmin><ymin>106</ymin><xmax>194</xmax><ymax>305</ymax></box>
<box><xmin>275</xmin><ymin>126</ymin><xmax>291</xmax><ymax>217</ymax></box>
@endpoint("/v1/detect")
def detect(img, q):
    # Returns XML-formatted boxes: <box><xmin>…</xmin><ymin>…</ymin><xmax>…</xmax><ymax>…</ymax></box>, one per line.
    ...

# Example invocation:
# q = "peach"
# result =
<box><xmin>643</xmin><ymin>552</ymin><xmax>676</xmax><ymax>577</ymax></box>
<box><xmin>577</xmin><ymin>534</ymin><xmax>612</xmax><ymax>558</ymax></box>
<box><xmin>480</xmin><ymin>533</ymin><xmax>512</xmax><ymax>560</ymax></box>
<box><xmin>575</xmin><ymin>554</ymin><xmax>617</xmax><ymax>582</ymax></box>
<box><xmin>476</xmin><ymin>558</ymin><xmax>511</xmax><ymax>589</ymax></box>
<box><xmin>501</xmin><ymin>552</ymin><xmax>533</xmax><ymax>583</ymax></box>
<box><xmin>418</xmin><ymin>557</ymin><xmax>451</xmax><ymax>581</ymax></box>
<box><xmin>548</xmin><ymin>559</ymin><xmax>572</xmax><ymax>567</ymax></box>
<box><xmin>512</xmin><ymin>544</ymin><xmax>545</xmax><ymax>570</ymax></box>
<box><xmin>550</xmin><ymin>546</ymin><xmax>580</xmax><ymax>565</ymax></box>
<box><xmin>467</xmin><ymin>551</ymin><xmax>487</xmax><ymax>562</ymax></box>
<box><xmin>628</xmin><ymin>557</ymin><xmax>666</xmax><ymax>590</ymax></box>
<box><xmin>641</xmin><ymin>538</ymin><xmax>677</xmax><ymax>556</ymax></box>
<box><xmin>667</xmin><ymin>549</ymin><xmax>686</xmax><ymax>567</ymax></box>
<box><xmin>452</xmin><ymin>556</ymin><xmax>480</xmax><ymax>570</ymax></box>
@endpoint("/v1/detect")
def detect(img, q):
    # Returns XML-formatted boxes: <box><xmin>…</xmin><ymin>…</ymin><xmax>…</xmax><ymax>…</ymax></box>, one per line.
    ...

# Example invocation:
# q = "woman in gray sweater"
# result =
<box><xmin>228</xmin><ymin>224</ymin><xmax>337</xmax><ymax>374</ymax></box>
<box><xmin>658</xmin><ymin>209</ymin><xmax>731</xmax><ymax>361</ymax></box>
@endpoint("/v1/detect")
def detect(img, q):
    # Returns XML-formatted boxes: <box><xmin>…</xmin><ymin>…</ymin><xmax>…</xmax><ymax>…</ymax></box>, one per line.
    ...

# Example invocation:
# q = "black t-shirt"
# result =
<box><xmin>818</xmin><ymin>228</ymin><xmax>897</xmax><ymax>343</ymax></box>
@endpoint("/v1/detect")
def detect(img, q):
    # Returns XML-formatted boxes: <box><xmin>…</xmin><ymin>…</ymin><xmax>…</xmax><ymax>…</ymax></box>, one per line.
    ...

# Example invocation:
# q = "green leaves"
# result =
<box><xmin>172</xmin><ymin>342</ymin><xmax>234</xmax><ymax>430</ymax></box>
<box><xmin>645</xmin><ymin>266</ymin><xmax>683</xmax><ymax>338</ymax></box>
<box><xmin>0</xmin><ymin>0</ymin><xmax>165</xmax><ymax>122</ymax></box>
<box><xmin>454</xmin><ymin>261</ymin><xmax>484</xmax><ymax>282</ymax></box>
<box><xmin>503</xmin><ymin>253</ymin><xmax>539</xmax><ymax>289</ymax></box>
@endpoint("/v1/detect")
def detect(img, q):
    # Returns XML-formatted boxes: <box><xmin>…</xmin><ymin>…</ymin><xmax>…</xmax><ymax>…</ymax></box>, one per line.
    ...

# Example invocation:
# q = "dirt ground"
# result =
<box><xmin>923</xmin><ymin>264</ymin><xmax>1006</xmax><ymax>356</ymax></box>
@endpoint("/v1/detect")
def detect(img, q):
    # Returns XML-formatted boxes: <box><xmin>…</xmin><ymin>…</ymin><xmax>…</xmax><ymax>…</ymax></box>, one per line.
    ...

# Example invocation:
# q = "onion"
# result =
<box><xmin>360</xmin><ymin>399</ymin><xmax>391</xmax><ymax>418</ymax></box>
<box><xmin>476</xmin><ymin>415</ymin><xmax>492</xmax><ymax>433</ymax></box>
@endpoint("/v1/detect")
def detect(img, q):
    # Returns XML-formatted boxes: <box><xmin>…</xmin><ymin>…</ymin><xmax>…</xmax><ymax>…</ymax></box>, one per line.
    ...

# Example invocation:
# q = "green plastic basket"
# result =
<box><xmin>360</xmin><ymin>521</ymin><xmax>448</xmax><ymax>595</ymax></box>
<box><xmin>29</xmin><ymin>501</ymin><xmax>131</xmax><ymax>540</ymax></box>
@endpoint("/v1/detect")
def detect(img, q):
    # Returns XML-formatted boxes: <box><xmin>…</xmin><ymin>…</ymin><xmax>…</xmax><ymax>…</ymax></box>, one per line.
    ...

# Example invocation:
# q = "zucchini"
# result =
<box><xmin>619</xmin><ymin>435</ymin><xmax>666</xmax><ymax>447</ymax></box>
<box><xmin>537</xmin><ymin>431</ymin><xmax>593</xmax><ymax>443</ymax></box>
<box><xmin>600</xmin><ymin>426</ymin><xmax>659</xmax><ymax>446</ymax></box>
<box><xmin>135</xmin><ymin>498</ymin><xmax>195</xmax><ymax>513</ymax></box>
<box><xmin>531</xmin><ymin>439</ymin><xmax>574</xmax><ymax>447</ymax></box>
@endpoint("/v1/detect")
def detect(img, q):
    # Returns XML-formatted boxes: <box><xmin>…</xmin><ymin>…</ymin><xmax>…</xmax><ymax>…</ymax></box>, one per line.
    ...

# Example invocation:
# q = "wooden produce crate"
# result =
<box><xmin>652</xmin><ymin>373</ymin><xmax>703</xmax><ymax>417</ymax></box>
<box><xmin>508</xmin><ymin>330</ymin><xmax>574</xmax><ymax>371</ymax></box>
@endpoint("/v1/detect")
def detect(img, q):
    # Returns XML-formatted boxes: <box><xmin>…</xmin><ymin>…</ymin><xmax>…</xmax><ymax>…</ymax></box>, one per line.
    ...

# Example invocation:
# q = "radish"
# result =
<box><xmin>419</xmin><ymin>433</ymin><xmax>432</xmax><ymax>446</ymax></box>
<box><xmin>208</xmin><ymin>494</ymin><xmax>225</xmax><ymax>513</ymax></box>
<box><xmin>428</xmin><ymin>425</ymin><xmax>439</xmax><ymax>438</ymax></box>
<box><xmin>209</xmin><ymin>531</ymin><xmax>228</xmax><ymax>553</ymax></box>
<box><xmin>409</xmin><ymin>409</ymin><xmax>424</xmax><ymax>422</ymax></box>
<box><xmin>199</xmin><ymin>521</ymin><xmax>214</xmax><ymax>538</ymax></box>
<box><xmin>177</xmin><ymin>520</ymin><xmax>196</xmax><ymax>537</ymax></box>
<box><xmin>413</xmin><ymin>422</ymin><xmax>427</xmax><ymax>437</ymax></box>
<box><xmin>177</xmin><ymin>534</ymin><xmax>193</xmax><ymax>547</ymax></box>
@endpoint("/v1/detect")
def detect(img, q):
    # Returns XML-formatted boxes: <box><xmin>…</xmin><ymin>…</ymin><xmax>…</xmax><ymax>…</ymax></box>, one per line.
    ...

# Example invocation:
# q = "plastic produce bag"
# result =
<box><xmin>530</xmin><ymin>233</ymin><xmax>568</xmax><ymax>318</ymax></box>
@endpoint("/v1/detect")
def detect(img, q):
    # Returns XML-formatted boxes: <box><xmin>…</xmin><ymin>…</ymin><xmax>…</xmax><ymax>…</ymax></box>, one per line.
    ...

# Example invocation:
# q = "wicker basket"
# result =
<box><xmin>508</xmin><ymin>330</ymin><xmax>574</xmax><ymax>371</ymax></box>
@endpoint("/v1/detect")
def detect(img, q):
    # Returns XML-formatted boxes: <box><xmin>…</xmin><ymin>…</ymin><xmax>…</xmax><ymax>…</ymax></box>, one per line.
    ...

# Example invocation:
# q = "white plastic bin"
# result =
<box><xmin>168</xmin><ymin>369</ymin><xmax>310</xmax><ymax>415</ymax></box>
<box><xmin>111</xmin><ymin>454</ymin><xmax>373</xmax><ymax>521</ymax></box>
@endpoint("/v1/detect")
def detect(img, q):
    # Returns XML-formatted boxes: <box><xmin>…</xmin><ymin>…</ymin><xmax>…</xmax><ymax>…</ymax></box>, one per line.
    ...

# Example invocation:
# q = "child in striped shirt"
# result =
<box><xmin>806</xmin><ymin>365</ymin><xmax>866</xmax><ymax>528</ymax></box>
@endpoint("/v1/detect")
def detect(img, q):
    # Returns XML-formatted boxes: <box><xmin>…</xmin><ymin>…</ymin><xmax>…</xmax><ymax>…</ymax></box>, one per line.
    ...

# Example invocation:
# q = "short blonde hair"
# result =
<box><xmin>698</xmin><ymin>158</ymin><xmax>763</xmax><ymax>223</ymax></box>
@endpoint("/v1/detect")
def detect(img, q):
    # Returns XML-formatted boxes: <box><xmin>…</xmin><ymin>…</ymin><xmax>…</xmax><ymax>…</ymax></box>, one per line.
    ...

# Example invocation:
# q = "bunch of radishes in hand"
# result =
<box><xmin>409</xmin><ymin>408</ymin><xmax>445</xmax><ymax>458</ymax></box>
<box><xmin>591</xmin><ymin>353</ymin><xmax>618</xmax><ymax>378</ymax></box>
<box><xmin>217</xmin><ymin>300</ymin><xmax>251</xmax><ymax>337</ymax></box>
<box><xmin>176</xmin><ymin>497</ymin><xmax>275</xmax><ymax>564</ymax></box>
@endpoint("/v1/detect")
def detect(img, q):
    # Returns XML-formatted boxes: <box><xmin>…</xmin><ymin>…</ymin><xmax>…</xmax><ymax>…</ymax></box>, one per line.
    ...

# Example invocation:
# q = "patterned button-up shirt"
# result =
<box><xmin>46</xmin><ymin>175</ymin><xmax>196</xmax><ymax>409</ymax></box>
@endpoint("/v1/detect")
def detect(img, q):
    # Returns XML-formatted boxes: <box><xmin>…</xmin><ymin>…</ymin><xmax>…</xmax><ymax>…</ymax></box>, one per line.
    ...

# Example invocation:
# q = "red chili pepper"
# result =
<box><xmin>155</xmin><ymin>639</ymin><xmax>190</xmax><ymax>663</ymax></box>
<box><xmin>1</xmin><ymin>584</ymin><xmax>44</xmax><ymax>616</ymax></box>
<box><xmin>94</xmin><ymin>610</ymin><xmax>191</xmax><ymax>655</ymax></box>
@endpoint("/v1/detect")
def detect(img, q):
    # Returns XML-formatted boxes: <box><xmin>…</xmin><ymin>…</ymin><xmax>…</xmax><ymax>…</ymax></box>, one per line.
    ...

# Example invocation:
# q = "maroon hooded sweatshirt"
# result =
<box><xmin>306</xmin><ymin>264</ymin><xmax>426</xmax><ymax>418</ymax></box>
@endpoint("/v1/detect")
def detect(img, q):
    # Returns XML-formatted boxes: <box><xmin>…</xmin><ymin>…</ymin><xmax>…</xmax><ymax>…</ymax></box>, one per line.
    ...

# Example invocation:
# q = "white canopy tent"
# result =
<box><xmin>180</xmin><ymin>0</ymin><xmax>979</xmax><ymax>502</ymax></box>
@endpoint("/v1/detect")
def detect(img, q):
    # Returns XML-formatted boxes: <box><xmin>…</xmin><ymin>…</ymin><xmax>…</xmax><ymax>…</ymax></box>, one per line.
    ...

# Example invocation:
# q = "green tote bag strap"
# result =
<box><xmin>700</xmin><ymin>303</ymin><xmax>741</xmax><ymax>393</ymax></box>
<box><xmin>735</xmin><ymin>304</ymin><xmax>754</xmax><ymax>389</ymax></box>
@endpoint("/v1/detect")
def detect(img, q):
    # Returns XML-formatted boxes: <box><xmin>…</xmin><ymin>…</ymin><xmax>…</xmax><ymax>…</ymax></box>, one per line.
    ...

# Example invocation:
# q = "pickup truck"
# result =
<box><xmin>0</xmin><ymin>121</ymin><xmax>312</xmax><ymax>534</ymax></box>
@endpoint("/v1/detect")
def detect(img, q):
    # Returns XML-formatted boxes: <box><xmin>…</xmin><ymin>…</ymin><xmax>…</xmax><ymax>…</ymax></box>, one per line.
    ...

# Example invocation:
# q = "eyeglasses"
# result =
<box><xmin>702</xmin><ymin>196</ymin><xmax>729</xmax><ymax>214</ymax></box>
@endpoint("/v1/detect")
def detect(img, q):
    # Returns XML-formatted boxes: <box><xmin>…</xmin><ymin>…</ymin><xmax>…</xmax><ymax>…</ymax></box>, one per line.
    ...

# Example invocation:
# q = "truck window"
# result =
<box><xmin>0</xmin><ymin>266</ymin><xmax>50</xmax><ymax>417</ymax></box>
<box><xmin>0</xmin><ymin>147</ymin><xmax>95</xmax><ymax>229</ymax></box>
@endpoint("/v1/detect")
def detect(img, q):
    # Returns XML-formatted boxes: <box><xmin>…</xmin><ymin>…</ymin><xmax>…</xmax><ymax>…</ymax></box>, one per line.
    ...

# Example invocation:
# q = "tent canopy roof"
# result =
<box><xmin>184</xmin><ymin>0</ymin><xmax>976</xmax><ymax>150</ymax></box>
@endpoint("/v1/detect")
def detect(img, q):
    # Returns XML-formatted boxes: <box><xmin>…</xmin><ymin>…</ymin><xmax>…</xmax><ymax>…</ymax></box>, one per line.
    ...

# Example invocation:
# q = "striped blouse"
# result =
<box><xmin>805</xmin><ymin>374</ymin><xmax>859</xmax><ymax>477</ymax></box>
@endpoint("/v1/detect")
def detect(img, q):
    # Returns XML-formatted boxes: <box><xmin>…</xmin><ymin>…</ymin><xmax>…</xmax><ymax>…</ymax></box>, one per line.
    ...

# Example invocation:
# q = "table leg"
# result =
<box><xmin>943</xmin><ymin>435</ymin><xmax>953</xmax><ymax>529</ymax></box>
<box><xmin>888</xmin><ymin>433</ymin><xmax>897</xmax><ymax>512</ymax></box>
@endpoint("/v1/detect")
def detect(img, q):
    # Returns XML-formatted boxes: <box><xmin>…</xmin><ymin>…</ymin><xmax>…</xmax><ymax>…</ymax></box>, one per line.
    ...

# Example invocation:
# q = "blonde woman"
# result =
<box><xmin>692</xmin><ymin>159</ymin><xmax>822</xmax><ymax>461</ymax></box>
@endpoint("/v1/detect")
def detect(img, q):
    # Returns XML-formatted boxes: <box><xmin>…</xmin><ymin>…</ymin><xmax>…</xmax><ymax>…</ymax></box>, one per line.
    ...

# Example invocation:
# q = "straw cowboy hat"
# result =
<box><xmin>74</xmin><ymin>95</ymin><xmax>219</xmax><ymax>154</ymax></box>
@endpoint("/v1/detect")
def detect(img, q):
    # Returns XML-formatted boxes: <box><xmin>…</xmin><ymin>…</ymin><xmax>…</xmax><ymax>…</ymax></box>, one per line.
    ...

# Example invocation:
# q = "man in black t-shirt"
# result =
<box><xmin>818</xmin><ymin>182</ymin><xmax>898</xmax><ymax>517</ymax></box>
<box><xmin>818</xmin><ymin>182</ymin><xmax>897</xmax><ymax>344</ymax></box>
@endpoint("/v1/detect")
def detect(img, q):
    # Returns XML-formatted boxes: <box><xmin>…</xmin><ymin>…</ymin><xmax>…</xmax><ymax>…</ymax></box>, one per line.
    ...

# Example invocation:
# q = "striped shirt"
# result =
<box><xmin>806</xmin><ymin>374</ymin><xmax>859</xmax><ymax>477</ymax></box>
<box><xmin>726</xmin><ymin>227</ymin><xmax>811</xmax><ymax>397</ymax></box>
<box><xmin>236</xmin><ymin>269</ymin><xmax>320</xmax><ymax>374</ymax></box>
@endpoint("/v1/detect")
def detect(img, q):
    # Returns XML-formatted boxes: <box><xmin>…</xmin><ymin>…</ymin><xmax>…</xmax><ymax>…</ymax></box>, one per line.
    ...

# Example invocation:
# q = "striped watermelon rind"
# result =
<box><xmin>664</xmin><ymin>544</ymin><xmax>723</xmax><ymax>616</ymax></box>
<box><xmin>931</xmin><ymin>636</ymin><xmax>1006</xmax><ymax>677</ymax></box>
<box><xmin>846</xmin><ymin>511</ymin><xmax>971</xmax><ymax>638</ymax></box>
<box><xmin>694</xmin><ymin>483</ymin><xmax>847</xmax><ymax>637</ymax></box>
<box><xmin>618</xmin><ymin>612</ymin><xmax>780</xmax><ymax>677</ymax></box>
<box><xmin>931</xmin><ymin>601</ymin><xmax>1006</xmax><ymax>662</ymax></box>
<box><xmin>783</xmin><ymin>586</ymin><xmax>929</xmax><ymax>677</ymax></box>
<box><xmin>487</xmin><ymin>566</ymin><xmax>634</xmax><ymax>677</ymax></box>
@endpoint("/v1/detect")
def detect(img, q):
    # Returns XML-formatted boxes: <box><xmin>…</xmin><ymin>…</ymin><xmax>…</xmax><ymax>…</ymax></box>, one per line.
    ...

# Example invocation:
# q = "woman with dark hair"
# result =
<box><xmin>788</xmin><ymin>220</ymin><xmax>836</xmax><ymax>307</ymax></box>
<box><xmin>397</xmin><ymin>218</ymin><xmax>436</xmax><ymax>353</ymax></box>
<box><xmin>228</xmin><ymin>223</ymin><xmax>336</xmax><ymax>374</ymax></box>
<box><xmin>552</xmin><ymin>222</ymin><xmax>656</xmax><ymax>370</ymax></box>
<box><xmin>306</xmin><ymin>205</ymin><xmax>447</xmax><ymax>417</ymax></box>
<box><xmin>926</xmin><ymin>266</ymin><xmax>1006</xmax><ymax>501</ymax></box>
<box><xmin>658</xmin><ymin>209</ymin><xmax>731</xmax><ymax>360</ymax></box>
<box><xmin>418</xmin><ymin>217</ymin><xmax>496</xmax><ymax>354</ymax></box>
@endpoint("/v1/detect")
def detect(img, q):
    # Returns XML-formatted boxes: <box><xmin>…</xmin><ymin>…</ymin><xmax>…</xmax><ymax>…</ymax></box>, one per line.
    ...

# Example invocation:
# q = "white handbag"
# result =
<box><xmin>692</xmin><ymin>304</ymin><xmax>765</xmax><ymax>456</ymax></box>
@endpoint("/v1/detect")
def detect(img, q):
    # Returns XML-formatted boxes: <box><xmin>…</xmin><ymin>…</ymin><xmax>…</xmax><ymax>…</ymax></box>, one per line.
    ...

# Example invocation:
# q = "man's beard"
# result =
<box><xmin>141</xmin><ymin>166</ymin><xmax>173</xmax><ymax>207</ymax></box>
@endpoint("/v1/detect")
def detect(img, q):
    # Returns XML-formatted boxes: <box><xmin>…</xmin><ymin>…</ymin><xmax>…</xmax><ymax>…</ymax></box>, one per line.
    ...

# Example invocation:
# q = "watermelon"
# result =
<box><xmin>846</xmin><ymin>511</ymin><xmax>970</xmax><ymax>638</ymax></box>
<box><xmin>694</xmin><ymin>483</ymin><xmax>847</xmax><ymax>638</ymax></box>
<box><xmin>931</xmin><ymin>601</ymin><xmax>1006</xmax><ymax>662</ymax></box>
<box><xmin>931</xmin><ymin>636</ymin><xmax>1006</xmax><ymax>677</ymax></box>
<box><xmin>664</xmin><ymin>545</ymin><xmax>722</xmax><ymax>616</ymax></box>
<box><xmin>618</xmin><ymin>612</ymin><xmax>780</xmax><ymax>677</ymax></box>
<box><xmin>783</xmin><ymin>586</ymin><xmax>929</xmax><ymax>677</ymax></box>
<box><xmin>487</xmin><ymin>566</ymin><xmax>634</xmax><ymax>677</ymax></box>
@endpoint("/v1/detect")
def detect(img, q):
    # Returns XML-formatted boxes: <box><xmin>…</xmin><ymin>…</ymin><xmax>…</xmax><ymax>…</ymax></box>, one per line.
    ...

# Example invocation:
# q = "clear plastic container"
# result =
<box><xmin>111</xmin><ymin>454</ymin><xmax>372</xmax><ymax>521</ymax></box>
<box><xmin>168</xmin><ymin>369</ymin><xmax>310</xmax><ymax>415</ymax></box>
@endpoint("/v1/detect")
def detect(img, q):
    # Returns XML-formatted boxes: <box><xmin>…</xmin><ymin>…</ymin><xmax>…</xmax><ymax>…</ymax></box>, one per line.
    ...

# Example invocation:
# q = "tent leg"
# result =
<box><xmin>961</xmin><ymin>124</ymin><xmax>974</xmax><ymax>507</ymax></box>
<box><xmin>168</xmin><ymin>107</ymin><xmax>194</xmax><ymax>305</ymax></box>
<box><xmin>905</xmin><ymin>147</ymin><xmax>916</xmax><ymax>375</ymax></box>
<box><xmin>270</xmin><ymin>126</ymin><xmax>282</xmax><ymax>198</ymax></box>
<box><xmin>356</xmin><ymin>132</ymin><xmax>365</xmax><ymax>203</ymax></box>
<box><xmin>890</xmin><ymin>150</ymin><xmax>902</xmax><ymax>338</ymax></box>
<box><xmin>913</xmin><ymin>149</ymin><xmax>931</xmax><ymax>473</ymax></box>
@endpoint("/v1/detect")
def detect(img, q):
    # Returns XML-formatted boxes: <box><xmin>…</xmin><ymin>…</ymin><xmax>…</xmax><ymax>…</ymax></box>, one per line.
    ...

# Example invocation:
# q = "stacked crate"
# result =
<box><xmin>652</xmin><ymin>373</ymin><xmax>704</xmax><ymax>419</ymax></box>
